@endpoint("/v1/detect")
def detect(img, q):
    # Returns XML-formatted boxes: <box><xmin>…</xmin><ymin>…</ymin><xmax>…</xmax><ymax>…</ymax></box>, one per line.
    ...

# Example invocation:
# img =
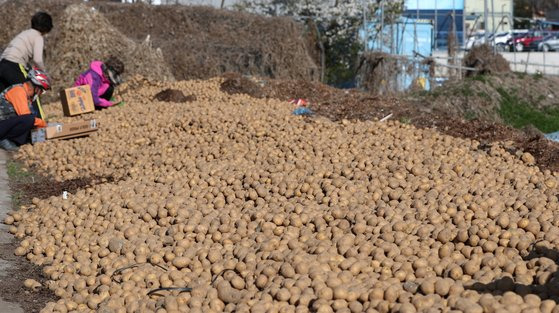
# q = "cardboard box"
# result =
<box><xmin>32</xmin><ymin>119</ymin><xmax>98</xmax><ymax>144</ymax></box>
<box><xmin>60</xmin><ymin>85</ymin><xmax>95</xmax><ymax>116</ymax></box>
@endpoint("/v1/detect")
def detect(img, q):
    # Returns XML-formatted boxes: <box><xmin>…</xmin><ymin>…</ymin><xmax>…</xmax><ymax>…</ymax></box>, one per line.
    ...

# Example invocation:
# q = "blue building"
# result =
<box><xmin>404</xmin><ymin>0</ymin><xmax>464</xmax><ymax>50</ymax></box>
<box><xmin>363</xmin><ymin>17</ymin><xmax>434</xmax><ymax>90</ymax></box>
<box><xmin>365</xmin><ymin>17</ymin><xmax>433</xmax><ymax>56</ymax></box>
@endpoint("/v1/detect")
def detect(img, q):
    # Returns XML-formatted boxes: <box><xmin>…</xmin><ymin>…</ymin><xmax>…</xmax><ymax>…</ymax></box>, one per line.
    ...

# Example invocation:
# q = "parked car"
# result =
<box><xmin>528</xmin><ymin>34</ymin><xmax>551</xmax><ymax>51</ymax></box>
<box><xmin>512</xmin><ymin>30</ymin><xmax>553</xmax><ymax>52</ymax></box>
<box><xmin>506</xmin><ymin>32</ymin><xmax>529</xmax><ymax>51</ymax></box>
<box><xmin>465</xmin><ymin>32</ymin><xmax>486</xmax><ymax>50</ymax></box>
<box><xmin>539</xmin><ymin>34</ymin><xmax>559</xmax><ymax>51</ymax></box>
<box><xmin>492</xmin><ymin>30</ymin><xmax>528</xmax><ymax>51</ymax></box>
<box><xmin>488</xmin><ymin>32</ymin><xmax>510</xmax><ymax>51</ymax></box>
<box><xmin>467</xmin><ymin>29</ymin><xmax>529</xmax><ymax>51</ymax></box>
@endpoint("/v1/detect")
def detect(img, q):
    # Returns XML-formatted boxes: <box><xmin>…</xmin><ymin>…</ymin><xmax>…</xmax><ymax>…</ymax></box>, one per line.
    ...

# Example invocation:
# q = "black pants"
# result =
<box><xmin>0</xmin><ymin>59</ymin><xmax>26</xmax><ymax>93</ymax></box>
<box><xmin>95</xmin><ymin>84</ymin><xmax>115</xmax><ymax>110</ymax></box>
<box><xmin>100</xmin><ymin>84</ymin><xmax>114</xmax><ymax>101</ymax></box>
<box><xmin>0</xmin><ymin>115</ymin><xmax>35</xmax><ymax>145</ymax></box>
<box><xmin>0</xmin><ymin>59</ymin><xmax>43</xmax><ymax>119</ymax></box>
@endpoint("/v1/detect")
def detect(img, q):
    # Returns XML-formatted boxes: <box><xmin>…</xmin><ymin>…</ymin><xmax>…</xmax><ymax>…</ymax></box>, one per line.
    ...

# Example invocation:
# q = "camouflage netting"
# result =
<box><xmin>0</xmin><ymin>0</ymin><xmax>319</xmax><ymax>90</ymax></box>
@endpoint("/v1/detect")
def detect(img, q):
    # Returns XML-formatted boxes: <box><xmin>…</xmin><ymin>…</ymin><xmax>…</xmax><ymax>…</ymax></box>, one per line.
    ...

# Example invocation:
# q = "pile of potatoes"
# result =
<box><xmin>6</xmin><ymin>76</ymin><xmax>559</xmax><ymax>313</ymax></box>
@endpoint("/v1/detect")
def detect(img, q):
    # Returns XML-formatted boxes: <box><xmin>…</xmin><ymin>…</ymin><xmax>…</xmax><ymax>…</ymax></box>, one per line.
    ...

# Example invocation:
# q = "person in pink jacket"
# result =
<box><xmin>73</xmin><ymin>57</ymin><xmax>124</xmax><ymax>108</ymax></box>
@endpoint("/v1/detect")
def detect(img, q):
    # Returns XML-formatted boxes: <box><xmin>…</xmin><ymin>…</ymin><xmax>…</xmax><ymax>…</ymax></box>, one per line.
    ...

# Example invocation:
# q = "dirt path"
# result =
<box><xmin>0</xmin><ymin>155</ymin><xmax>113</xmax><ymax>312</ymax></box>
<box><xmin>0</xmin><ymin>151</ymin><xmax>56</xmax><ymax>313</ymax></box>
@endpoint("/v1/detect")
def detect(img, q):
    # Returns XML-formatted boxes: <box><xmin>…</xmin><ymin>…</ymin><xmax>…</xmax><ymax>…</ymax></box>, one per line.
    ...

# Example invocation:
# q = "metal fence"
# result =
<box><xmin>357</xmin><ymin>52</ymin><xmax>474</xmax><ymax>93</ymax></box>
<box><xmin>501</xmin><ymin>52</ymin><xmax>559</xmax><ymax>76</ymax></box>
<box><xmin>433</xmin><ymin>50</ymin><xmax>559</xmax><ymax>76</ymax></box>
<box><xmin>358</xmin><ymin>49</ymin><xmax>559</xmax><ymax>94</ymax></box>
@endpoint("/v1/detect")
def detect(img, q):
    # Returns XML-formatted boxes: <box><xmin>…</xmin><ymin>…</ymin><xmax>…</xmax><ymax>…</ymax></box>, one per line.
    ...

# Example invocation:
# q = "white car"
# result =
<box><xmin>491</xmin><ymin>30</ymin><xmax>529</xmax><ymax>51</ymax></box>
<box><xmin>465</xmin><ymin>32</ymin><xmax>486</xmax><ymax>50</ymax></box>
<box><xmin>466</xmin><ymin>29</ymin><xmax>528</xmax><ymax>51</ymax></box>
<box><xmin>491</xmin><ymin>32</ymin><xmax>510</xmax><ymax>51</ymax></box>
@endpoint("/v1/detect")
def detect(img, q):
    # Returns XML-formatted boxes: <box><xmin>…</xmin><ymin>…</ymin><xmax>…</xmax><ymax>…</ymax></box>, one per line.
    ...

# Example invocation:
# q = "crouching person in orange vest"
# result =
<box><xmin>0</xmin><ymin>68</ymin><xmax>49</xmax><ymax>151</ymax></box>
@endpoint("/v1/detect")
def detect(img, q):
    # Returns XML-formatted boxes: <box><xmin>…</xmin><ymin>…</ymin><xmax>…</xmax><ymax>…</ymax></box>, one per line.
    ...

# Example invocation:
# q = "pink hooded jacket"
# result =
<box><xmin>73</xmin><ymin>61</ymin><xmax>113</xmax><ymax>107</ymax></box>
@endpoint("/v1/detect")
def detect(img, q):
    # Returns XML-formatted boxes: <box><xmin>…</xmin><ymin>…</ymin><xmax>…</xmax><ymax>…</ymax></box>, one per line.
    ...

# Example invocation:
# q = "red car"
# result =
<box><xmin>513</xmin><ymin>31</ymin><xmax>553</xmax><ymax>52</ymax></box>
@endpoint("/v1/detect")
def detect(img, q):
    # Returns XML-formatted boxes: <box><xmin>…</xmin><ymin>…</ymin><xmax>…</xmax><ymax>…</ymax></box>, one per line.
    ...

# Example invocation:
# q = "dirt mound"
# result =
<box><xmin>220</xmin><ymin>73</ymin><xmax>264</xmax><ymax>98</ymax></box>
<box><xmin>422</xmin><ymin>72</ymin><xmax>559</xmax><ymax>124</ymax></box>
<box><xmin>0</xmin><ymin>0</ymin><xmax>72</xmax><ymax>60</ymax></box>
<box><xmin>0</xmin><ymin>0</ymin><xmax>319</xmax><ymax>90</ymax></box>
<box><xmin>261</xmin><ymin>78</ymin><xmax>342</xmax><ymax>102</ymax></box>
<box><xmin>95</xmin><ymin>2</ymin><xmax>319</xmax><ymax>81</ymax></box>
<box><xmin>153</xmin><ymin>88</ymin><xmax>195</xmax><ymax>103</ymax></box>
<box><xmin>463</xmin><ymin>44</ymin><xmax>510</xmax><ymax>76</ymax></box>
<box><xmin>47</xmin><ymin>3</ymin><xmax>174</xmax><ymax>93</ymax></box>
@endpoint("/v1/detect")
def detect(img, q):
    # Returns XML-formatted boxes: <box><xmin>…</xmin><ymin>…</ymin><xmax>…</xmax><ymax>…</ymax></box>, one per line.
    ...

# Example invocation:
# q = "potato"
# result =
<box><xmin>4</xmin><ymin>215</ymin><xmax>15</xmax><ymax>225</ymax></box>
<box><xmin>434</xmin><ymin>278</ymin><xmax>452</xmax><ymax>297</ymax></box>
<box><xmin>11</xmin><ymin>77</ymin><xmax>559</xmax><ymax>313</ymax></box>
<box><xmin>24</xmin><ymin>278</ymin><xmax>42</xmax><ymax>291</ymax></box>
<box><xmin>217</xmin><ymin>280</ymin><xmax>243</xmax><ymax>304</ymax></box>
<box><xmin>171</xmin><ymin>257</ymin><xmax>188</xmax><ymax>269</ymax></box>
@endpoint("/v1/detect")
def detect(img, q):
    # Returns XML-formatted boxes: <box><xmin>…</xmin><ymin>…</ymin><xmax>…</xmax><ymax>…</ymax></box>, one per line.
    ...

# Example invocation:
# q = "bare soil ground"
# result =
<box><xmin>0</xmin><ymin>239</ymin><xmax>57</xmax><ymax>313</ymax></box>
<box><xmin>0</xmin><ymin>164</ymin><xmax>114</xmax><ymax>312</ymax></box>
<box><xmin>153</xmin><ymin>88</ymin><xmax>197</xmax><ymax>103</ymax></box>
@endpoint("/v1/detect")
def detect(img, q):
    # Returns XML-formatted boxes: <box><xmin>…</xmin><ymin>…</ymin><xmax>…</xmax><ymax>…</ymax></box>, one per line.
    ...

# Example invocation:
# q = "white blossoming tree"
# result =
<box><xmin>235</xmin><ymin>0</ymin><xmax>403</xmax><ymax>85</ymax></box>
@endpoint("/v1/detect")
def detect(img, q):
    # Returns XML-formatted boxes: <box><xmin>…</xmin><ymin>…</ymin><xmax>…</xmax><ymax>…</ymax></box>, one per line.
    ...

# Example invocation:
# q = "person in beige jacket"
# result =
<box><xmin>0</xmin><ymin>11</ymin><xmax>53</xmax><ymax>120</ymax></box>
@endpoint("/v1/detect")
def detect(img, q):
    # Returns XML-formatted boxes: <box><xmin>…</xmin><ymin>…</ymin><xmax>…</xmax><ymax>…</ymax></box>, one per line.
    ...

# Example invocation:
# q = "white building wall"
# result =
<box><xmin>464</xmin><ymin>0</ymin><xmax>513</xmax><ymax>33</ymax></box>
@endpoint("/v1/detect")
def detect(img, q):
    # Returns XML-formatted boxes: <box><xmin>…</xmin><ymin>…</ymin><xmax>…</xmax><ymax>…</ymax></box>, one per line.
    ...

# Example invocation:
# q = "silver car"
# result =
<box><xmin>540</xmin><ymin>34</ymin><xmax>559</xmax><ymax>52</ymax></box>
